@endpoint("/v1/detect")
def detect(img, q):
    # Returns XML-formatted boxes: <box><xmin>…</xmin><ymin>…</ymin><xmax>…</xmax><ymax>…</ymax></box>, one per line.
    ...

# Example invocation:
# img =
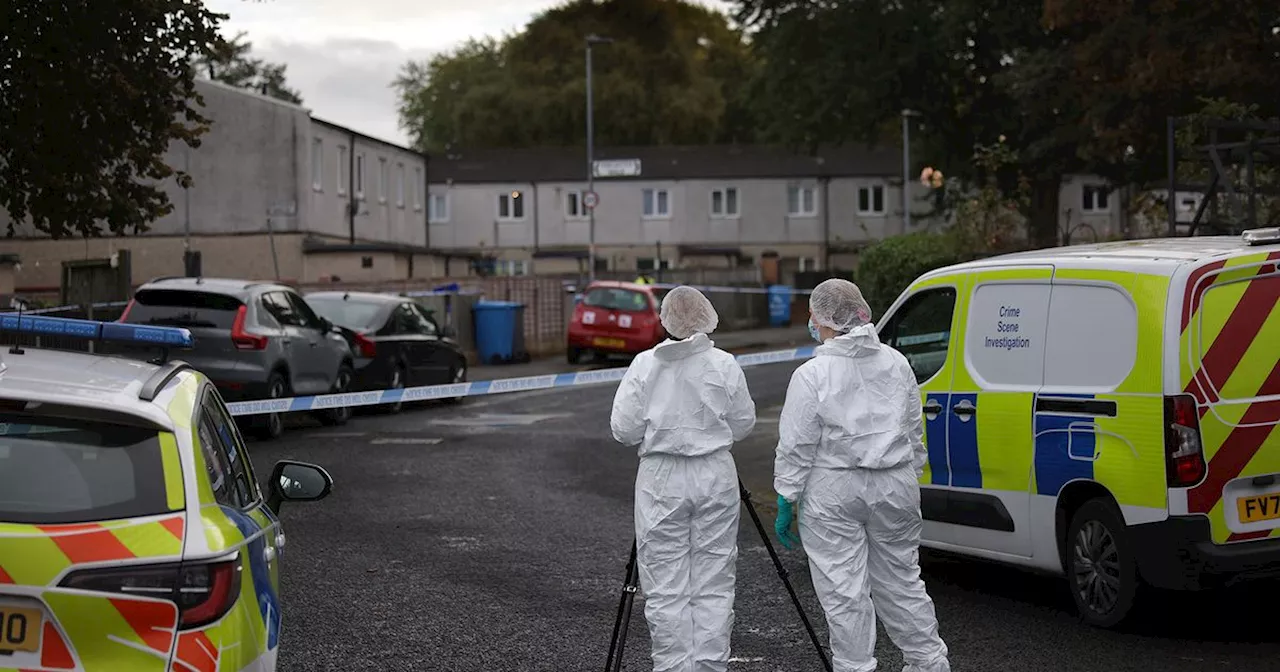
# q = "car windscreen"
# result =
<box><xmin>306</xmin><ymin>297</ymin><xmax>386</xmax><ymax>331</ymax></box>
<box><xmin>126</xmin><ymin>289</ymin><xmax>244</xmax><ymax>329</ymax></box>
<box><xmin>0</xmin><ymin>415</ymin><xmax>173</xmax><ymax>524</ymax></box>
<box><xmin>583</xmin><ymin>288</ymin><xmax>651</xmax><ymax>312</ymax></box>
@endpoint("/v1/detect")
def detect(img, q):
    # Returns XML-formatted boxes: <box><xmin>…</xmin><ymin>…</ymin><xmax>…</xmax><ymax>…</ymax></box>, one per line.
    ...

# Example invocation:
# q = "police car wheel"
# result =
<box><xmin>1067</xmin><ymin>498</ymin><xmax>1139</xmax><ymax>628</ymax></box>
<box><xmin>251</xmin><ymin>373</ymin><xmax>288</xmax><ymax>440</ymax></box>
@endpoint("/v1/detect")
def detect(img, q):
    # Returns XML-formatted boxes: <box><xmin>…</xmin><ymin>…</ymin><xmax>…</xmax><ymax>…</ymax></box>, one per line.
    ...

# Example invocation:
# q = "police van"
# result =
<box><xmin>876</xmin><ymin>227</ymin><xmax>1280</xmax><ymax>627</ymax></box>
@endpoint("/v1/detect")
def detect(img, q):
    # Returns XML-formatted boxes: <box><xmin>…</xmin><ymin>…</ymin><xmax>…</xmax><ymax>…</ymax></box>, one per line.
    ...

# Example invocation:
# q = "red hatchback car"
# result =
<box><xmin>567</xmin><ymin>281</ymin><xmax>667</xmax><ymax>363</ymax></box>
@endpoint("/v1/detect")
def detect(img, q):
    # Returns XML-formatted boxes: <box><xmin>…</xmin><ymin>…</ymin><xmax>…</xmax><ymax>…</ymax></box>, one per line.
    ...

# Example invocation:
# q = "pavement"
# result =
<box><xmin>470</xmin><ymin>325</ymin><xmax>811</xmax><ymax>381</ymax></box>
<box><xmin>249</xmin><ymin>358</ymin><xmax>1280</xmax><ymax>672</ymax></box>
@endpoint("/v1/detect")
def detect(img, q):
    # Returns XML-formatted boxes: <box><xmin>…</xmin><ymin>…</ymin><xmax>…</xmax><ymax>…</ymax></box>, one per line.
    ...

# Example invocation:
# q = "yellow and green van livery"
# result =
<box><xmin>0</xmin><ymin>335</ymin><xmax>332</xmax><ymax>672</ymax></box>
<box><xmin>876</xmin><ymin>228</ymin><xmax>1280</xmax><ymax>628</ymax></box>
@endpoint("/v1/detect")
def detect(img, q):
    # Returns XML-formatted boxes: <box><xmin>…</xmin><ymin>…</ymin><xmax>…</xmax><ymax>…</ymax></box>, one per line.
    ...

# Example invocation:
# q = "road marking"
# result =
<box><xmin>728</xmin><ymin>657</ymin><xmax>765</xmax><ymax>663</ymax></box>
<box><xmin>318</xmin><ymin>431</ymin><xmax>367</xmax><ymax>438</ymax></box>
<box><xmin>428</xmin><ymin>413</ymin><xmax>572</xmax><ymax>427</ymax></box>
<box><xmin>370</xmin><ymin>437</ymin><xmax>444</xmax><ymax>445</ymax></box>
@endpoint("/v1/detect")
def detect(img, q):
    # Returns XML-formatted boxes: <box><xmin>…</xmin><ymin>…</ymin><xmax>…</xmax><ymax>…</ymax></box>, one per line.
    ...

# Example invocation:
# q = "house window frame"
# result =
<box><xmin>354</xmin><ymin>152</ymin><xmax>365</xmax><ymax>201</ymax></box>
<box><xmin>498</xmin><ymin>191</ymin><xmax>527</xmax><ymax>221</ymax></box>
<box><xmin>710</xmin><ymin>187</ymin><xmax>740</xmax><ymax>218</ymax></box>
<box><xmin>413</xmin><ymin>167</ymin><xmax>423</xmax><ymax>211</ymax></box>
<box><xmin>787</xmin><ymin>185</ymin><xmax>818</xmax><ymax>217</ymax></box>
<box><xmin>377</xmin><ymin>157</ymin><xmax>388</xmax><ymax>203</ymax></box>
<box><xmin>336</xmin><ymin>145</ymin><xmax>349</xmax><ymax>196</ymax></box>
<box><xmin>642</xmin><ymin>188</ymin><xmax>671</xmax><ymax>219</ymax></box>
<box><xmin>310</xmin><ymin>138</ymin><xmax>323</xmax><ymax>192</ymax></box>
<box><xmin>396</xmin><ymin>163</ymin><xmax>406</xmax><ymax>209</ymax></box>
<box><xmin>565</xmin><ymin>190</ymin><xmax>588</xmax><ymax>220</ymax></box>
<box><xmin>429</xmin><ymin>193</ymin><xmax>450</xmax><ymax>223</ymax></box>
<box><xmin>1082</xmin><ymin>185</ymin><xmax>1111</xmax><ymax>213</ymax></box>
<box><xmin>857</xmin><ymin>183</ymin><xmax>886</xmax><ymax>216</ymax></box>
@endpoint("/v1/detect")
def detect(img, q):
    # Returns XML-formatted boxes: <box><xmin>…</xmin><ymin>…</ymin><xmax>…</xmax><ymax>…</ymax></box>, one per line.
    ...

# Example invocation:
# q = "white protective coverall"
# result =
<box><xmin>775</xmin><ymin>280</ymin><xmax>949</xmax><ymax>672</ymax></box>
<box><xmin>611</xmin><ymin>287</ymin><xmax>757</xmax><ymax>672</ymax></box>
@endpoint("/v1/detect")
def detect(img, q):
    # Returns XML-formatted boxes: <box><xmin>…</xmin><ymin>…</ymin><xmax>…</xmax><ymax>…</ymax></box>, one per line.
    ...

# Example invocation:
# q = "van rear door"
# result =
<box><xmin>1179</xmin><ymin>249</ymin><xmax>1280</xmax><ymax>544</ymax></box>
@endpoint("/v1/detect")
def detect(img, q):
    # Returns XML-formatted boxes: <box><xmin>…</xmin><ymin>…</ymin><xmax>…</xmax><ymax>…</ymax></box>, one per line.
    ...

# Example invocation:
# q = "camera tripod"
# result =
<box><xmin>603</xmin><ymin>479</ymin><xmax>833</xmax><ymax>672</ymax></box>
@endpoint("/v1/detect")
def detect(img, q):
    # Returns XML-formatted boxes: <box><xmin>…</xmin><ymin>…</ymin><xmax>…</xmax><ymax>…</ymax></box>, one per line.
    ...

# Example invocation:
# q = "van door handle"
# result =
<box><xmin>923</xmin><ymin>400</ymin><xmax>943</xmax><ymax>418</ymax></box>
<box><xmin>952</xmin><ymin>399</ymin><xmax>976</xmax><ymax>420</ymax></box>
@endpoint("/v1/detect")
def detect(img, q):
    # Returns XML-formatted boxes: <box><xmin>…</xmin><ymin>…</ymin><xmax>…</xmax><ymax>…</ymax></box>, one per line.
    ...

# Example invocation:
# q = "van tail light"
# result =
<box><xmin>231</xmin><ymin>305</ymin><xmax>268</xmax><ymax>350</ymax></box>
<box><xmin>1164</xmin><ymin>394</ymin><xmax>1207</xmax><ymax>488</ymax></box>
<box><xmin>59</xmin><ymin>556</ymin><xmax>242</xmax><ymax>630</ymax></box>
<box><xmin>353</xmin><ymin>332</ymin><xmax>377</xmax><ymax>358</ymax></box>
<box><xmin>117</xmin><ymin>299</ymin><xmax>135</xmax><ymax>322</ymax></box>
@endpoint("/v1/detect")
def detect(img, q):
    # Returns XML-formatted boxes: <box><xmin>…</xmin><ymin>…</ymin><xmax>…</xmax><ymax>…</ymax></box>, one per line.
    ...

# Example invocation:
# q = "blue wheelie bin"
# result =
<box><xmin>767</xmin><ymin>285</ymin><xmax>793</xmax><ymax>327</ymax></box>
<box><xmin>472</xmin><ymin>300</ymin><xmax>528</xmax><ymax>364</ymax></box>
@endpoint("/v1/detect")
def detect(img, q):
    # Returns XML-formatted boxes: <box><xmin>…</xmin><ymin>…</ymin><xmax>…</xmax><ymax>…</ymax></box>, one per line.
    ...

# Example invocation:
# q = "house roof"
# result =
<box><xmin>428</xmin><ymin>144</ymin><xmax>902</xmax><ymax>184</ymax></box>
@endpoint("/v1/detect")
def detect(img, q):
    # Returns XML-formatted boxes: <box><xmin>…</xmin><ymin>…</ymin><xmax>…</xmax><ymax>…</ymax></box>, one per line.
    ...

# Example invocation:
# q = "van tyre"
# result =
<box><xmin>317</xmin><ymin>364</ymin><xmax>353</xmax><ymax>426</ymax></box>
<box><xmin>251</xmin><ymin>372</ymin><xmax>288</xmax><ymax>441</ymax></box>
<box><xmin>1067</xmin><ymin>498</ymin><xmax>1139</xmax><ymax>628</ymax></box>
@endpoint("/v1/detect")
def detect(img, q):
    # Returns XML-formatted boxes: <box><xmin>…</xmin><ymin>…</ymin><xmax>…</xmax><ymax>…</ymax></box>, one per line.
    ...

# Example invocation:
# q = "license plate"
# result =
<box><xmin>1238</xmin><ymin>492</ymin><xmax>1280</xmax><ymax>524</ymax></box>
<box><xmin>0</xmin><ymin>605</ymin><xmax>41</xmax><ymax>654</ymax></box>
<box><xmin>592</xmin><ymin>337</ymin><xmax>626</xmax><ymax>349</ymax></box>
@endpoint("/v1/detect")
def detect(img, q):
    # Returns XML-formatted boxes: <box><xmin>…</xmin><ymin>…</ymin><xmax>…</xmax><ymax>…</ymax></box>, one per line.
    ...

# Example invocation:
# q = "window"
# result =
<box><xmin>787</xmin><ymin>185</ymin><xmax>817</xmax><ymax>217</ymax></box>
<box><xmin>642</xmin><ymin>188</ymin><xmax>670</xmax><ymax>218</ymax></box>
<box><xmin>584</xmin><ymin>287</ymin><xmax>651</xmax><ymax>312</ymax></box>
<box><xmin>0</xmin><ymin>414</ymin><xmax>172</xmax><ymax>524</ymax></box>
<box><xmin>311</xmin><ymin>138</ymin><xmax>323</xmax><ymax>191</ymax></box>
<box><xmin>494</xmin><ymin>260</ymin><xmax>530</xmax><ymax>276</ymax></box>
<box><xmin>261</xmin><ymin>292</ymin><xmax>302</xmax><ymax>327</ymax></box>
<box><xmin>880</xmin><ymin>287</ymin><xmax>957</xmax><ymax>384</ymax></box>
<box><xmin>1197</xmin><ymin>273</ymin><xmax>1279</xmax><ymax>399</ymax></box>
<box><xmin>396</xmin><ymin>163</ymin><xmax>405</xmax><ymax>208</ymax></box>
<box><xmin>797</xmin><ymin>257</ymin><xmax>818</xmax><ymax>272</ymax></box>
<box><xmin>413</xmin><ymin>167</ymin><xmax>423</xmax><ymax>210</ymax></box>
<box><xmin>336</xmin><ymin>145</ymin><xmax>349</xmax><ymax>195</ymax></box>
<box><xmin>284</xmin><ymin>292</ymin><xmax>324</xmax><ymax>330</ymax></box>
<box><xmin>355</xmin><ymin>152</ymin><xmax>365</xmax><ymax>200</ymax></box>
<box><xmin>710</xmin><ymin>187</ymin><xmax>739</xmax><ymax>218</ymax></box>
<box><xmin>565</xmin><ymin>190</ymin><xmax>588</xmax><ymax>219</ymax></box>
<box><xmin>429</xmin><ymin>193</ymin><xmax>450</xmax><ymax>223</ymax></box>
<box><xmin>498</xmin><ymin>191</ymin><xmax>525</xmax><ymax>220</ymax></box>
<box><xmin>377</xmin><ymin>158</ymin><xmax>388</xmax><ymax>203</ymax></box>
<box><xmin>124</xmin><ymin>289</ymin><xmax>244</xmax><ymax>329</ymax></box>
<box><xmin>964</xmin><ymin>282</ymin><xmax>1052</xmax><ymax>389</ymax></box>
<box><xmin>198</xmin><ymin>393</ymin><xmax>258</xmax><ymax>508</ymax></box>
<box><xmin>1082</xmin><ymin>185</ymin><xmax>1110</xmax><ymax>213</ymax></box>
<box><xmin>858</xmin><ymin>184</ymin><xmax>886</xmax><ymax>215</ymax></box>
<box><xmin>637</xmin><ymin>257</ymin><xmax>672</xmax><ymax>271</ymax></box>
<box><xmin>361</xmin><ymin>256</ymin><xmax>373</xmax><ymax>269</ymax></box>
<box><xmin>1043</xmin><ymin>283</ymin><xmax>1137</xmax><ymax>389</ymax></box>
<box><xmin>393</xmin><ymin>303</ymin><xmax>439</xmax><ymax>336</ymax></box>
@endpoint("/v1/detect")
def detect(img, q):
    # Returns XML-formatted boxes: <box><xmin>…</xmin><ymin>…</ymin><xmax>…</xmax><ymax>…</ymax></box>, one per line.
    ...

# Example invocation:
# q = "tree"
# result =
<box><xmin>0</xmin><ymin>0</ymin><xmax>227</xmax><ymax>239</ymax></box>
<box><xmin>194</xmin><ymin>31</ymin><xmax>303</xmax><ymax>105</ymax></box>
<box><xmin>394</xmin><ymin>0</ymin><xmax>758</xmax><ymax>152</ymax></box>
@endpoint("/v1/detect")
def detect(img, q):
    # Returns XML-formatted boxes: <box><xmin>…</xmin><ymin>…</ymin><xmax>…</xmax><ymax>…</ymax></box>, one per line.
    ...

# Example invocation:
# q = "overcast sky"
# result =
<box><xmin>204</xmin><ymin>0</ymin><xmax>732</xmax><ymax>147</ymax></box>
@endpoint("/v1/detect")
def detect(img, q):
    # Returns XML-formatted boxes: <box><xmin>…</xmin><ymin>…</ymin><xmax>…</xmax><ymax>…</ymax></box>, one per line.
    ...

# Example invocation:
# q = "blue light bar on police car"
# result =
<box><xmin>0</xmin><ymin>315</ymin><xmax>193</xmax><ymax>348</ymax></box>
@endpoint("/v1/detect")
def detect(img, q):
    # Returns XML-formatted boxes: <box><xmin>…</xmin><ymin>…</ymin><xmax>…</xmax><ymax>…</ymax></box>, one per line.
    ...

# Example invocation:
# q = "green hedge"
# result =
<box><xmin>853</xmin><ymin>231</ymin><xmax>978</xmax><ymax>319</ymax></box>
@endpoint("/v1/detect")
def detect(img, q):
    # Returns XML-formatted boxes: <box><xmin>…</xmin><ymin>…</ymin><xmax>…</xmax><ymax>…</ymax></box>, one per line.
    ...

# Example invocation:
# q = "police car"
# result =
<box><xmin>0</xmin><ymin>313</ymin><xmax>332</xmax><ymax>670</ymax></box>
<box><xmin>878</xmin><ymin>227</ymin><xmax>1280</xmax><ymax>627</ymax></box>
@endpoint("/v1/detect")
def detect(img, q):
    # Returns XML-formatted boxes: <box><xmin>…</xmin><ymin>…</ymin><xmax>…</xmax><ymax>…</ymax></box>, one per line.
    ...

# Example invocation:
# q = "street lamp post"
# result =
<box><xmin>901</xmin><ymin>109</ymin><xmax>921</xmax><ymax>234</ymax></box>
<box><xmin>585</xmin><ymin>34</ymin><xmax>613</xmax><ymax>283</ymax></box>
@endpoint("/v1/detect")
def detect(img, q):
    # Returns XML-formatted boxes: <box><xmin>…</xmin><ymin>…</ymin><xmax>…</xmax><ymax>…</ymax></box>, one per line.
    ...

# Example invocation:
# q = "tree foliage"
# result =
<box><xmin>394</xmin><ymin>0</ymin><xmax>758</xmax><ymax>153</ymax></box>
<box><xmin>0</xmin><ymin>0</ymin><xmax>226</xmax><ymax>239</ymax></box>
<box><xmin>736</xmin><ymin>0</ymin><xmax>1280</xmax><ymax>247</ymax></box>
<box><xmin>193</xmin><ymin>31</ymin><xmax>302</xmax><ymax>105</ymax></box>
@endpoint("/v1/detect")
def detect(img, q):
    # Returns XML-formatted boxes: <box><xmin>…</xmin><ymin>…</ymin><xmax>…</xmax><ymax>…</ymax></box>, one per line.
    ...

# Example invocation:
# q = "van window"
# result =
<box><xmin>0</xmin><ymin>416</ymin><xmax>171</xmax><ymax>524</ymax></box>
<box><xmin>1198</xmin><ymin>273</ymin><xmax>1280</xmax><ymax>399</ymax></box>
<box><xmin>964</xmin><ymin>282</ymin><xmax>1051</xmax><ymax>389</ymax></box>
<box><xmin>880</xmin><ymin>287</ymin><xmax>957</xmax><ymax>384</ymax></box>
<box><xmin>127</xmin><ymin>289</ymin><xmax>243</xmax><ymax>329</ymax></box>
<box><xmin>1043</xmin><ymin>283</ymin><xmax>1137</xmax><ymax>389</ymax></box>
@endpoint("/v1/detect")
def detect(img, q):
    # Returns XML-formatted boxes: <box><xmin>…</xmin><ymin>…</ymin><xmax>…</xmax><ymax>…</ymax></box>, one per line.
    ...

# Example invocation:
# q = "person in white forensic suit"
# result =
<box><xmin>773</xmin><ymin>278</ymin><xmax>950</xmax><ymax>672</ymax></box>
<box><xmin>610</xmin><ymin>285</ymin><xmax>758</xmax><ymax>672</ymax></box>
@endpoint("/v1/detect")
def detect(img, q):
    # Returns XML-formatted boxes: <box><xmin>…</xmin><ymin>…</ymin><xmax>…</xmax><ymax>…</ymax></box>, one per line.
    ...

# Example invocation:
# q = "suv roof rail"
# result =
<box><xmin>139</xmin><ymin>360</ymin><xmax>193</xmax><ymax>402</ymax></box>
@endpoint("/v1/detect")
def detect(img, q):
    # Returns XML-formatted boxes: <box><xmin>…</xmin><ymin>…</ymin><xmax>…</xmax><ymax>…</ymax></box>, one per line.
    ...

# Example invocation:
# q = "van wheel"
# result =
<box><xmin>1067</xmin><ymin>498</ymin><xmax>1139</xmax><ymax>628</ymax></box>
<box><xmin>251</xmin><ymin>372</ymin><xmax>288</xmax><ymax>440</ymax></box>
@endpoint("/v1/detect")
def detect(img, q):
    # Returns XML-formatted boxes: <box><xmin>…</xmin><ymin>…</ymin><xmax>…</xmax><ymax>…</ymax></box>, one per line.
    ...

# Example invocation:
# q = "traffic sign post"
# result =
<box><xmin>583</xmin><ymin>191</ymin><xmax>600</xmax><ymax>210</ymax></box>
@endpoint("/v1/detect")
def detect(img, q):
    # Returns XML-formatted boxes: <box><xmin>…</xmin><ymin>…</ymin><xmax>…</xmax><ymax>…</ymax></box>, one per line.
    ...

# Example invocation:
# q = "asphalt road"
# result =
<box><xmin>249</xmin><ymin>360</ymin><xmax>1280</xmax><ymax>672</ymax></box>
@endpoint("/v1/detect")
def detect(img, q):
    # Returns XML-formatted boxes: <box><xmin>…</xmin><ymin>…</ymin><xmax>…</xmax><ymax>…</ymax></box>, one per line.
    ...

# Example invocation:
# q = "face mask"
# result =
<box><xmin>808</xmin><ymin>318</ymin><xmax>822</xmax><ymax>343</ymax></box>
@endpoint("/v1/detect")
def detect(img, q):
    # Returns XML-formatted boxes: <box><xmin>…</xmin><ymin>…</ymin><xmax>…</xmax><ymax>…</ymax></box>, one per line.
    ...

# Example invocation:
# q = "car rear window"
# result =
<box><xmin>0</xmin><ymin>415</ymin><xmax>172</xmax><ymax>524</ymax></box>
<box><xmin>126</xmin><ymin>289</ymin><xmax>244</xmax><ymax>329</ymax></box>
<box><xmin>306</xmin><ymin>297</ymin><xmax>386</xmax><ymax>331</ymax></box>
<box><xmin>584</xmin><ymin>288</ymin><xmax>651</xmax><ymax>312</ymax></box>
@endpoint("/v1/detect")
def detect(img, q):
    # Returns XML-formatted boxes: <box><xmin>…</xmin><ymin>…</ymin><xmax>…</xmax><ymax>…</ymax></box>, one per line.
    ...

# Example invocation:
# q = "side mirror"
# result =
<box><xmin>266</xmin><ymin>460</ymin><xmax>333</xmax><ymax>514</ymax></box>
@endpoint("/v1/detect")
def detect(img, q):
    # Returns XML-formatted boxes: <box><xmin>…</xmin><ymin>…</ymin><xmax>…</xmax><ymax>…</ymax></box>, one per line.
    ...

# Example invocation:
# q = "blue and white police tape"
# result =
<box><xmin>224</xmin><ymin>344</ymin><xmax>818</xmax><ymax>417</ymax></box>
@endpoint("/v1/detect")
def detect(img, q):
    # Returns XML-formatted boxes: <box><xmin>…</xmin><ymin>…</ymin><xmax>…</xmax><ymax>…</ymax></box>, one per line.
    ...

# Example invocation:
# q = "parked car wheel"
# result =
<box><xmin>567</xmin><ymin>347</ymin><xmax>583</xmax><ymax>365</ymax></box>
<box><xmin>1067</xmin><ymin>498</ymin><xmax>1140</xmax><ymax>628</ymax></box>
<box><xmin>445</xmin><ymin>362</ymin><xmax>468</xmax><ymax>404</ymax></box>
<box><xmin>250</xmin><ymin>372</ymin><xmax>289</xmax><ymax>441</ymax></box>
<box><xmin>316</xmin><ymin>363</ymin><xmax>354</xmax><ymax>426</ymax></box>
<box><xmin>381</xmin><ymin>365</ymin><xmax>407</xmax><ymax>414</ymax></box>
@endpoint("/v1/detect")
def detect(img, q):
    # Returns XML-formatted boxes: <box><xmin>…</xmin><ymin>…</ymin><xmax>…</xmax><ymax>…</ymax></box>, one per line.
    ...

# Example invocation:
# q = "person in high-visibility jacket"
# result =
<box><xmin>634</xmin><ymin>274</ymin><xmax>655</xmax><ymax>285</ymax></box>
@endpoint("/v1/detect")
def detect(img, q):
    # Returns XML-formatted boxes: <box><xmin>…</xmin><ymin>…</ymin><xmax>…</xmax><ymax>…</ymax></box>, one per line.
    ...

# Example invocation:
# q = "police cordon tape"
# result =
<box><xmin>223</xmin><ymin>344</ymin><xmax>818</xmax><ymax>417</ymax></box>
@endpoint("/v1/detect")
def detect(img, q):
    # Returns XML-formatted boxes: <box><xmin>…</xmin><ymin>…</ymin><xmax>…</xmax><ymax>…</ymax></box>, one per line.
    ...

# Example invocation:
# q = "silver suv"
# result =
<box><xmin>113</xmin><ymin>277</ymin><xmax>354</xmax><ymax>439</ymax></box>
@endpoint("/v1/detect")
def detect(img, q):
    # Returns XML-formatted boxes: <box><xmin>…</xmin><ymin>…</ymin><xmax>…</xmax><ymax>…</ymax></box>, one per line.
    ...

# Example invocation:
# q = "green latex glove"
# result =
<box><xmin>775</xmin><ymin>495</ymin><xmax>801</xmax><ymax>549</ymax></box>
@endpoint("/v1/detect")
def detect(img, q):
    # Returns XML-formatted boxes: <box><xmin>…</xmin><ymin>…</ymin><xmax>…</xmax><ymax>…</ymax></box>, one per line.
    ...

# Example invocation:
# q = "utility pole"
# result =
<box><xmin>585</xmin><ymin>34</ymin><xmax>613</xmax><ymax>283</ymax></box>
